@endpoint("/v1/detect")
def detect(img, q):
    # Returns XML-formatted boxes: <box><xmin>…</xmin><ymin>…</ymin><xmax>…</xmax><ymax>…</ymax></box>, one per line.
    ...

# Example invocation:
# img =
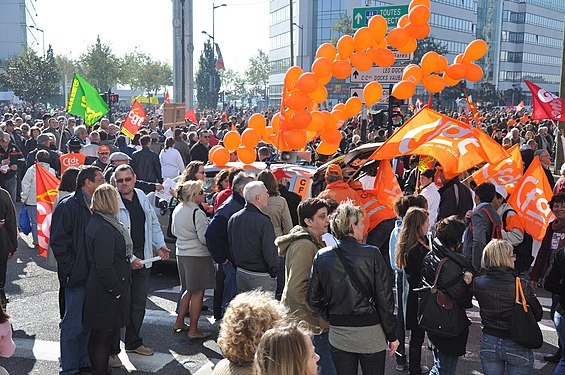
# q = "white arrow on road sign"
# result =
<box><xmin>350</xmin><ymin>87</ymin><xmax>391</xmax><ymax>105</ymax></box>
<box><xmin>350</xmin><ymin>66</ymin><xmax>404</xmax><ymax>84</ymax></box>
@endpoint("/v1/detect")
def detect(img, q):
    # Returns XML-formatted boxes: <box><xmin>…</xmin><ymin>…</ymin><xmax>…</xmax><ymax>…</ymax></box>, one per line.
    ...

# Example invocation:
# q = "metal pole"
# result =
<box><xmin>387</xmin><ymin>84</ymin><xmax>394</xmax><ymax>137</ymax></box>
<box><xmin>555</xmin><ymin>25</ymin><xmax>565</xmax><ymax>173</ymax></box>
<box><xmin>289</xmin><ymin>0</ymin><xmax>294</xmax><ymax>66</ymax></box>
<box><xmin>187</xmin><ymin>0</ymin><xmax>195</xmax><ymax>109</ymax></box>
<box><xmin>180</xmin><ymin>0</ymin><xmax>185</xmax><ymax>103</ymax></box>
<box><xmin>212</xmin><ymin>4</ymin><xmax>216</xmax><ymax>98</ymax></box>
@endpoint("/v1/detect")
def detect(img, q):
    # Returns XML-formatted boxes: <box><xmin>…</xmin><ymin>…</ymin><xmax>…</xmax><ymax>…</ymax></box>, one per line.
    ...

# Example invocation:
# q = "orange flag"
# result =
<box><xmin>121</xmin><ymin>100</ymin><xmax>146</xmax><ymax>139</ymax></box>
<box><xmin>369</xmin><ymin>108</ymin><xmax>508</xmax><ymax>180</ymax></box>
<box><xmin>36</xmin><ymin>163</ymin><xmax>60</xmax><ymax>257</ymax></box>
<box><xmin>471</xmin><ymin>144</ymin><xmax>523</xmax><ymax>195</ymax></box>
<box><xmin>507</xmin><ymin>157</ymin><xmax>555</xmax><ymax>242</ymax></box>
<box><xmin>373</xmin><ymin>160</ymin><xmax>402</xmax><ymax>209</ymax></box>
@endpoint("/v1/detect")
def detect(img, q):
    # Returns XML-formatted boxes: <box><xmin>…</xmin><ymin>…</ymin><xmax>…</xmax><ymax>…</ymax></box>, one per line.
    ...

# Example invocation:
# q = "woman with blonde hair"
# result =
<box><xmin>255</xmin><ymin>322</ymin><xmax>319</xmax><ymax>375</ymax></box>
<box><xmin>84</xmin><ymin>184</ymin><xmax>132</xmax><ymax>374</ymax></box>
<box><xmin>308</xmin><ymin>201</ymin><xmax>398</xmax><ymax>375</ymax></box>
<box><xmin>395</xmin><ymin>207</ymin><xmax>430</xmax><ymax>375</ymax></box>
<box><xmin>213</xmin><ymin>290</ymin><xmax>287</xmax><ymax>375</ymax></box>
<box><xmin>474</xmin><ymin>239</ymin><xmax>542</xmax><ymax>375</ymax></box>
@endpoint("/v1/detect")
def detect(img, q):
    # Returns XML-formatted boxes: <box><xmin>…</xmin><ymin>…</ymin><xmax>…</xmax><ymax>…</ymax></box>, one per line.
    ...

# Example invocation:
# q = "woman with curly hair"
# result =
<box><xmin>212</xmin><ymin>290</ymin><xmax>287</xmax><ymax>375</ymax></box>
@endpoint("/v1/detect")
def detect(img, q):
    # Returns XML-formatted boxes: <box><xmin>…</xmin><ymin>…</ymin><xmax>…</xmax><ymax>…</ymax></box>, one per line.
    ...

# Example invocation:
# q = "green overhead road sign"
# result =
<box><xmin>352</xmin><ymin>5</ymin><xmax>409</xmax><ymax>29</ymax></box>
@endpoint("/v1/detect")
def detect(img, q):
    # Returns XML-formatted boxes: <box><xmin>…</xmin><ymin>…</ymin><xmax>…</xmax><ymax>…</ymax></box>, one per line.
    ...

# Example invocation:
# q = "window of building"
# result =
<box><xmin>430</xmin><ymin>13</ymin><xmax>475</xmax><ymax>33</ymax></box>
<box><xmin>503</xmin><ymin>11</ymin><xmax>563</xmax><ymax>30</ymax></box>
<box><xmin>270</xmin><ymin>32</ymin><xmax>290</xmax><ymax>49</ymax></box>
<box><xmin>269</xmin><ymin>58</ymin><xmax>292</xmax><ymax>75</ymax></box>
<box><xmin>432</xmin><ymin>0</ymin><xmax>476</xmax><ymax>11</ymax></box>
<box><xmin>499</xmin><ymin>70</ymin><xmax>560</xmax><ymax>84</ymax></box>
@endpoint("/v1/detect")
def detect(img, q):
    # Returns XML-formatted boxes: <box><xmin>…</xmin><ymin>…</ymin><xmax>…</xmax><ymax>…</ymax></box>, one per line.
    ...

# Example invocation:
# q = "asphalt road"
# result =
<box><xmin>0</xmin><ymin>204</ymin><xmax>561</xmax><ymax>374</ymax></box>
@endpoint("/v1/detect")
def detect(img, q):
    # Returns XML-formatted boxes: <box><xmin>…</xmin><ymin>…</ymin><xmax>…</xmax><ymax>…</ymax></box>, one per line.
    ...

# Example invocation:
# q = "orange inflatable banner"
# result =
<box><xmin>369</xmin><ymin>108</ymin><xmax>508</xmax><ymax>179</ymax></box>
<box><xmin>471</xmin><ymin>144</ymin><xmax>523</xmax><ymax>195</ymax></box>
<box><xmin>373</xmin><ymin>160</ymin><xmax>402</xmax><ymax>209</ymax></box>
<box><xmin>36</xmin><ymin>163</ymin><xmax>60</xmax><ymax>257</ymax></box>
<box><xmin>507</xmin><ymin>157</ymin><xmax>554</xmax><ymax>242</ymax></box>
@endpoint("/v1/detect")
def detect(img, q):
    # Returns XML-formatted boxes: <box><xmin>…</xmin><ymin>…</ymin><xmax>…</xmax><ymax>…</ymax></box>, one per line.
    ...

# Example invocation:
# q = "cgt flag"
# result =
<box><xmin>373</xmin><ymin>160</ymin><xmax>402</xmax><ymax>209</ymax></box>
<box><xmin>66</xmin><ymin>73</ymin><xmax>109</xmax><ymax>126</ymax></box>
<box><xmin>472</xmin><ymin>144</ymin><xmax>523</xmax><ymax>195</ymax></box>
<box><xmin>525</xmin><ymin>80</ymin><xmax>565</xmax><ymax>121</ymax></box>
<box><xmin>122</xmin><ymin>100</ymin><xmax>146</xmax><ymax>139</ymax></box>
<box><xmin>215</xmin><ymin>43</ymin><xmax>225</xmax><ymax>70</ymax></box>
<box><xmin>507</xmin><ymin>156</ymin><xmax>555</xmax><ymax>241</ymax></box>
<box><xmin>36</xmin><ymin>163</ymin><xmax>60</xmax><ymax>257</ymax></box>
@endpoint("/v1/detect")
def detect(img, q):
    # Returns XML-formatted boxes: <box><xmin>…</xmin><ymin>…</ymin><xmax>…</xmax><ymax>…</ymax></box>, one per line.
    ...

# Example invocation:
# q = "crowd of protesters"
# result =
<box><xmin>0</xmin><ymin>101</ymin><xmax>563</xmax><ymax>375</ymax></box>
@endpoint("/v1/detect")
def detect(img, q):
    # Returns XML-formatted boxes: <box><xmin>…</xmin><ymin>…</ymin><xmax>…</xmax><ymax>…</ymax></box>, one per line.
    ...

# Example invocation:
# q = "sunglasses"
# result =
<box><xmin>116</xmin><ymin>177</ymin><xmax>133</xmax><ymax>184</ymax></box>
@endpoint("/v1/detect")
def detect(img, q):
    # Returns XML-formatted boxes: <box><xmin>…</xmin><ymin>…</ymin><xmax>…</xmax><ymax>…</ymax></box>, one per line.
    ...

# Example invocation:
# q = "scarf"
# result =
<box><xmin>98</xmin><ymin>212</ymin><xmax>134</xmax><ymax>258</ymax></box>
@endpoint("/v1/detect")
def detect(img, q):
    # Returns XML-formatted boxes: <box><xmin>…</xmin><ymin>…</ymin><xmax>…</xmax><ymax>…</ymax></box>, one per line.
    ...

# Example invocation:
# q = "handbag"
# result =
<box><xmin>334</xmin><ymin>243</ymin><xmax>375</xmax><ymax>308</ymax></box>
<box><xmin>511</xmin><ymin>277</ymin><xmax>543</xmax><ymax>349</ymax></box>
<box><xmin>18</xmin><ymin>207</ymin><xmax>32</xmax><ymax>235</ymax></box>
<box><xmin>417</xmin><ymin>258</ymin><xmax>469</xmax><ymax>338</ymax></box>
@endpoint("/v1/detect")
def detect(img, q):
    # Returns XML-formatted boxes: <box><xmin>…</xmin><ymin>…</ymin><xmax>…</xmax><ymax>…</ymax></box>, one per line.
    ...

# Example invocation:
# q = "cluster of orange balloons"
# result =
<box><xmin>392</xmin><ymin>39</ymin><xmax>488</xmax><ymax>100</ymax></box>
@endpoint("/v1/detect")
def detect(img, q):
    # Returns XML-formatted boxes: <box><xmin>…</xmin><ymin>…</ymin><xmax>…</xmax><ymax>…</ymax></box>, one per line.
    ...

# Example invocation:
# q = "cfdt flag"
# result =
<box><xmin>36</xmin><ymin>163</ymin><xmax>60</xmax><ymax>257</ymax></box>
<box><xmin>525</xmin><ymin>80</ymin><xmax>565</xmax><ymax>121</ymax></box>
<box><xmin>373</xmin><ymin>160</ymin><xmax>402</xmax><ymax>209</ymax></box>
<box><xmin>121</xmin><ymin>100</ymin><xmax>146</xmax><ymax>139</ymax></box>
<box><xmin>215</xmin><ymin>43</ymin><xmax>225</xmax><ymax>70</ymax></box>
<box><xmin>472</xmin><ymin>144</ymin><xmax>523</xmax><ymax>195</ymax></box>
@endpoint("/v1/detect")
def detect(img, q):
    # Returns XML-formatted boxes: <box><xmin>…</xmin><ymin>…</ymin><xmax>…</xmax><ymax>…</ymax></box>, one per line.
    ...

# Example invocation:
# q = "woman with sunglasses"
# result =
<box><xmin>171</xmin><ymin>179</ymin><xmax>215</xmax><ymax>339</ymax></box>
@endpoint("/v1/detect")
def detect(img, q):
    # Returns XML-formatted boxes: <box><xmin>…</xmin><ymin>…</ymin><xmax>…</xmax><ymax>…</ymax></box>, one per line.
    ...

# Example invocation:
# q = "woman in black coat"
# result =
<box><xmin>84</xmin><ymin>184</ymin><xmax>132</xmax><ymax>375</ymax></box>
<box><xmin>421</xmin><ymin>216</ymin><xmax>473</xmax><ymax>374</ymax></box>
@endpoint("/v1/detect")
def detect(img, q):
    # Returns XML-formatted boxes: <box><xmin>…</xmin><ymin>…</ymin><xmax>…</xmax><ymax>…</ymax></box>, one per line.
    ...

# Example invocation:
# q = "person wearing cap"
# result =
<box><xmin>317</xmin><ymin>164</ymin><xmax>360</xmax><ymax>206</ymax></box>
<box><xmin>91</xmin><ymin>145</ymin><xmax>111</xmax><ymax>171</ymax></box>
<box><xmin>60</xmin><ymin>138</ymin><xmax>87</xmax><ymax>175</ymax></box>
<box><xmin>418</xmin><ymin>168</ymin><xmax>441</xmax><ymax>229</ymax></box>
<box><xmin>25</xmin><ymin>133</ymin><xmax>61</xmax><ymax>174</ymax></box>
<box><xmin>273</xmin><ymin>168</ymin><xmax>301</xmax><ymax>226</ymax></box>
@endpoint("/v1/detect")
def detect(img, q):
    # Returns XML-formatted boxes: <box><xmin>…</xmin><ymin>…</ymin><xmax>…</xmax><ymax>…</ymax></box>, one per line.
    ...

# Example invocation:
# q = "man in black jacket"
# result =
<box><xmin>131</xmin><ymin>135</ymin><xmax>162</xmax><ymax>184</ymax></box>
<box><xmin>437</xmin><ymin>171</ymin><xmax>473</xmax><ymax>221</ymax></box>
<box><xmin>273</xmin><ymin>168</ymin><xmax>301</xmax><ymax>226</ymax></box>
<box><xmin>190</xmin><ymin>129</ymin><xmax>210</xmax><ymax>163</ymax></box>
<box><xmin>51</xmin><ymin>166</ymin><xmax>105</xmax><ymax>375</ymax></box>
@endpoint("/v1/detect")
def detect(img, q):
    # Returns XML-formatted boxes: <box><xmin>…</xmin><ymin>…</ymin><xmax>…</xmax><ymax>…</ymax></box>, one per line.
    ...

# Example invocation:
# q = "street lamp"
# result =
<box><xmin>202</xmin><ymin>3</ymin><xmax>227</xmax><ymax>107</ymax></box>
<box><xmin>29</xmin><ymin>25</ymin><xmax>45</xmax><ymax>57</ymax></box>
<box><xmin>293</xmin><ymin>23</ymin><xmax>304</xmax><ymax>68</ymax></box>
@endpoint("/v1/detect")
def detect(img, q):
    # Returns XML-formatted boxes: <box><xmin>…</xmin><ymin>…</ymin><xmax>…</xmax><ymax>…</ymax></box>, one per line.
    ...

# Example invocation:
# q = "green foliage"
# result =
<box><xmin>78</xmin><ymin>36</ymin><xmax>120</xmax><ymax>92</ymax></box>
<box><xmin>220</xmin><ymin>68</ymin><xmax>247</xmax><ymax>103</ymax></box>
<box><xmin>55</xmin><ymin>54</ymin><xmax>76</xmax><ymax>82</ymax></box>
<box><xmin>330</xmin><ymin>13</ymin><xmax>354</xmax><ymax>45</ymax></box>
<box><xmin>121</xmin><ymin>51</ymin><xmax>172</xmax><ymax>95</ymax></box>
<box><xmin>195</xmin><ymin>41</ymin><xmax>220</xmax><ymax>109</ymax></box>
<box><xmin>0</xmin><ymin>46</ymin><xmax>60</xmax><ymax>104</ymax></box>
<box><xmin>412</xmin><ymin>36</ymin><xmax>449</xmax><ymax>64</ymax></box>
<box><xmin>245</xmin><ymin>50</ymin><xmax>269</xmax><ymax>98</ymax></box>
<box><xmin>476</xmin><ymin>82</ymin><xmax>500</xmax><ymax>107</ymax></box>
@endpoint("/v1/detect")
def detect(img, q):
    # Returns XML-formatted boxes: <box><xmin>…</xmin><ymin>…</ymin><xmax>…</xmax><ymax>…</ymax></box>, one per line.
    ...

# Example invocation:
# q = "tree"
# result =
<box><xmin>195</xmin><ymin>41</ymin><xmax>220</xmax><ymax>109</ymax></box>
<box><xmin>0</xmin><ymin>46</ymin><xmax>60</xmax><ymax>105</ymax></box>
<box><xmin>245</xmin><ymin>50</ymin><xmax>269</xmax><ymax>98</ymax></box>
<box><xmin>330</xmin><ymin>13</ymin><xmax>355</xmax><ymax>44</ymax></box>
<box><xmin>412</xmin><ymin>36</ymin><xmax>449</xmax><ymax>64</ymax></box>
<box><xmin>121</xmin><ymin>51</ymin><xmax>172</xmax><ymax>95</ymax></box>
<box><xmin>220</xmin><ymin>68</ymin><xmax>247</xmax><ymax>104</ymax></box>
<box><xmin>78</xmin><ymin>36</ymin><xmax>121</xmax><ymax>92</ymax></box>
<box><xmin>476</xmin><ymin>82</ymin><xmax>499</xmax><ymax>108</ymax></box>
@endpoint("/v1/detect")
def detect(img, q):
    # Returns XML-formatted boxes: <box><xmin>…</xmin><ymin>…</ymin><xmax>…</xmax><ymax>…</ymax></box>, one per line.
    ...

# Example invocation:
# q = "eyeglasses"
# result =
<box><xmin>201</xmin><ymin>135</ymin><xmax>210</xmax><ymax>139</ymax></box>
<box><xmin>553</xmin><ymin>203</ymin><xmax>565</xmax><ymax>209</ymax></box>
<box><xmin>116</xmin><ymin>177</ymin><xmax>133</xmax><ymax>184</ymax></box>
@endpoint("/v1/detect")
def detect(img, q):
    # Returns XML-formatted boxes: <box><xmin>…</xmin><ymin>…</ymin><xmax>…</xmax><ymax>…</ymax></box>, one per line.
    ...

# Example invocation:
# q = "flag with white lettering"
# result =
<box><xmin>525</xmin><ymin>80</ymin><xmax>565</xmax><ymax>121</ymax></box>
<box><xmin>121</xmin><ymin>100</ymin><xmax>146</xmax><ymax>139</ymax></box>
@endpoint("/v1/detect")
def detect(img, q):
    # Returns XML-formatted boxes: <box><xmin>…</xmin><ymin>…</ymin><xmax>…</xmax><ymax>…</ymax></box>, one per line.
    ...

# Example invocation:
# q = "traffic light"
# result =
<box><xmin>100</xmin><ymin>93</ymin><xmax>109</xmax><ymax>103</ymax></box>
<box><xmin>110</xmin><ymin>94</ymin><xmax>119</xmax><ymax>104</ymax></box>
<box><xmin>389</xmin><ymin>96</ymin><xmax>405</xmax><ymax>106</ymax></box>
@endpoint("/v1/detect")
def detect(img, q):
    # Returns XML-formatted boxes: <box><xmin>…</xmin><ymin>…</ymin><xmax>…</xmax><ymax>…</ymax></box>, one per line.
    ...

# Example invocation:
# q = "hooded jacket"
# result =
<box><xmin>317</xmin><ymin>180</ymin><xmax>360</xmax><ymax>205</ymax></box>
<box><xmin>276</xmin><ymin>226</ymin><xmax>329</xmax><ymax>331</ymax></box>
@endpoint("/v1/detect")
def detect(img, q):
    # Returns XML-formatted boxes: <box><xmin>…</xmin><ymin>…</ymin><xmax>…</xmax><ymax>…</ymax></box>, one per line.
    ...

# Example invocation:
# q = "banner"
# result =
<box><xmin>66</xmin><ymin>73</ymin><xmax>109</xmax><ymax>126</ymax></box>
<box><xmin>471</xmin><ymin>144</ymin><xmax>523</xmax><ymax>195</ymax></box>
<box><xmin>185</xmin><ymin>108</ymin><xmax>198</xmax><ymax>124</ymax></box>
<box><xmin>215</xmin><ymin>43</ymin><xmax>225</xmax><ymax>70</ymax></box>
<box><xmin>121</xmin><ymin>100</ymin><xmax>146</xmax><ymax>139</ymax></box>
<box><xmin>373</xmin><ymin>160</ymin><xmax>402</xmax><ymax>209</ymax></box>
<box><xmin>464</xmin><ymin>89</ymin><xmax>479</xmax><ymax>122</ymax></box>
<box><xmin>525</xmin><ymin>80</ymin><xmax>564</xmax><ymax>121</ymax></box>
<box><xmin>36</xmin><ymin>163</ymin><xmax>60</xmax><ymax>257</ymax></box>
<box><xmin>164</xmin><ymin>89</ymin><xmax>171</xmax><ymax>104</ymax></box>
<box><xmin>507</xmin><ymin>157</ymin><xmax>555</xmax><ymax>241</ymax></box>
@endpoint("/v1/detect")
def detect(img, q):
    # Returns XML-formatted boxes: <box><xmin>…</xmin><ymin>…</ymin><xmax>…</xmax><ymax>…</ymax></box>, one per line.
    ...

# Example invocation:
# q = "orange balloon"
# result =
<box><xmin>317</xmin><ymin>73</ymin><xmax>332</xmax><ymax>85</ymax></box>
<box><xmin>454</xmin><ymin>53</ymin><xmax>464</xmax><ymax>63</ymax></box>
<box><xmin>208</xmin><ymin>145</ymin><xmax>222</xmax><ymax>161</ymax></box>
<box><xmin>331</xmin><ymin>110</ymin><xmax>348</xmax><ymax>126</ymax></box>
<box><xmin>331</xmin><ymin>59</ymin><xmax>352</xmax><ymax>80</ymax></box>
<box><xmin>397</xmin><ymin>14</ymin><xmax>410</xmax><ymax>28</ymax></box>
<box><xmin>442</xmin><ymin>72</ymin><xmax>460</xmax><ymax>87</ymax></box>
<box><xmin>350</xmin><ymin>52</ymin><xmax>373</xmax><ymax>72</ymax></box>
<box><xmin>421</xmin><ymin>75</ymin><xmax>446</xmax><ymax>93</ymax></box>
<box><xmin>421</xmin><ymin>51</ymin><xmax>440</xmax><ymax>75</ymax></box>
<box><xmin>371</xmin><ymin>48</ymin><xmax>396</xmax><ymax>67</ymax></box>
<box><xmin>465</xmin><ymin>63</ymin><xmax>483</xmax><ymax>82</ymax></box>
<box><xmin>345</xmin><ymin>97</ymin><xmax>363</xmax><ymax>118</ymax></box>
<box><xmin>409</xmin><ymin>5</ymin><xmax>430</xmax><ymax>25</ymax></box>
<box><xmin>284</xmin><ymin>66</ymin><xmax>303</xmax><ymax>89</ymax></box>
<box><xmin>283</xmin><ymin>129</ymin><xmax>307</xmax><ymax>150</ymax></box>
<box><xmin>285</xmin><ymin>90</ymin><xmax>311</xmax><ymax>110</ymax></box>
<box><xmin>211</xmin><ymin>146</ymin><xmax>230</xmax><ymax>167</ymax></box>
<box><xmin>271</xmin><ymin>112</ymin><xmax>281</xmax><ymax>133</ymax></box>
<box><xmin>337</xmin><ymin>35</ymin><xmax>355</xmax><ymax>59</ymax></box>
<box><xmin>403</xmin><ymin>64</ymin><xmax>423</xmax><ymax>83</ymax></box>
<box><xmin>310</xmin><ymin>84</ymin><xmax>328</xmax><ymax>104</ymax></box>
<box><xmin>237</xmin><ymin>146</ymin><xmax>256</xmax><ymax>164</ymax></box>
<box><xmin>305</xmin><ymin>130</ymin><xmax>317</xmax><ymax>142</ymax></box>
<box><xmin>409</xmin><ymin>0</ymin><xmax>431</xmax><ymax>10</ymax></box>
<box><xmin>353</xmin><ymin>27</ymin><xmax>374</xmax><ymax>52</ymax></box>
<box><xmin>405</xmin><ymin>22</ymin><xmax>430</xmax><ymax>39</ymax></box>
<box><xmin>333</xmin><ymin>103</ymin><xmax>346</xmax><ymax>112</ymax></box>
<box><xmin>320</xmin><ymin>128</ymin><xmax>342</xmax><ymax>145</ymax></box>
<box><xmin>386</xmin><ymin>27</ymin><xmax>409</xmax><ymax>50</ymax></box>
<box><xmin>368</xmin><ymin>15</ymin><xmax>388</xmax><ymax>43</ymax></box>
<box><xmin>312</xmin><ymin>57</ymin><xmax>332</xmax><ymax>78</ymax></box>
<box><xmin>241</xmin><ymin>128</ymin><xmax>261</xmax><ymax>148</ymax></box>
<box><xmin>296</xmin><ymin>73</ymin><xmax>319</xmax><ymax>93</ymax></box>
<box><xmin>445</xmin><ymin>63</ymin><xmax>467</xmax><ymax>80</ymax></box>
<box><xmin>376</xmin><ymin>39</ymin><xmax>388</xmax><ymax>49</ymax></box>
<box><xmin>291</xmin><ymin>109</ymin><xmax>312</xmax><ymax>129</ymax></box>
<box><xmin>320</xmin><ymin>111</ymin><xmax>337</xmax><ymax>134</ymax></box>
<box><xmin>397</xmin><ymin>38</ymin><xmax>417</xmax><ymax>54</ymax></box>
<box><xmin>317</xmin><ymin>141</ymin><xmax>340</xmax><ymax>155</ymax></box>
<box><xmin>279</xmin><ymin>116</ymin><xmax>292</xmax><ymax>132</ymax></box>
<box><xmin>391</xmin><ymin>80</ymin><xmax>416</xmax><ymax>100</ymax></box>
<box><xmin>363</xmin><ymin>81</ymin><xmax>383</xmax><ymax>106</ymax></box>
<box><xmin>262</xmin><ymin>126</ymin><xmax>274</xmax><ymax>137</ymax></box>
<box><xmin>437</xmin><ymin>55</ymin><xmax>448</xmax><ymax>72</ymax></box>
<box><xmin>316</xmin><ymin>43</ymin><xmax>337</xmax><ymax>61</ymax></box>
<box><xmin>308</xmin><ymin>111</ymin><xmax>325</xmax><ymax>132</ymax></box>
<box><xmin>248</xmin><ymin>113</ymin><xmax>266</xmax><ymax>134</ymax></box>
<box><xmin>462</xmin><ymin>39</ymin><xmax>488</xmax><ymax>62</ymax></box>
<box><xmin>223</xmin><ymin>130</ymin><xmax>241</xmax><ymax>152</ymax></box>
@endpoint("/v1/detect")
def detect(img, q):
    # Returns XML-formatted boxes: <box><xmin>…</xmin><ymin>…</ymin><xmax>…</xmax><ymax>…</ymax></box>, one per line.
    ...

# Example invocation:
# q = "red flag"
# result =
<box><xmin>507</xmin><ymin>157</ymin><xmax>555</xmax><ymax>241</ymax></box>
<box><xmin>215</xmin><ymin>43</ymin><xmax>225</xmax><ymax>70</ymax></box>
<box><xmin>373</xmin><ymin>160</ymin><xmax>402</xmax><ymax>209</ymax></box>
<box><xmin>36</xmin><ymin>163</ymin><xmax>60</xmax><ymax>257</ymax></box>
<box><xmin>464</xmin><ymin>88</ymin><xmax>479</xmax><ymax>122</ymax></box>
<box><xmin>515</xmin><ymin>101</ymin><xmax>524</xmax><ymax>112</ymax></box>
<box><xmin>525</xmin><ymin>80</ymin><xmax>565</xmax><ymax>121</ymax></box>
<box><xmin>164</xmin><ymin>89</ymin><xmax>171</xmax><ymax>104</ymax></box>
<box><xmin>185</xmin><ymin>109</ymin><xmax>198</xmax><ymax>124</ymax></box>
<box><xmin>121</xmin><ymin>101</ymin><xmax>146</xmax><ymax>139</ymax></box>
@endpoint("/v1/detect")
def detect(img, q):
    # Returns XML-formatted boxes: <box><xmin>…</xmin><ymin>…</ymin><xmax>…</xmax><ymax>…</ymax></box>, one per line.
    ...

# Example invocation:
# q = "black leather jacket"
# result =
<box><xmin>131</xmin><ymin>147</ymin><xmax>162</xmax><ymax>183</ymax></box>
<box><xmin>307</xmin><ymin>236</ymin><xmax>397</xmax><ymax>342</ymax></box>
<box><xmin>474</xmin><ymin>267</ymin><xmax>543</xmax><ymax>339</ymax></box>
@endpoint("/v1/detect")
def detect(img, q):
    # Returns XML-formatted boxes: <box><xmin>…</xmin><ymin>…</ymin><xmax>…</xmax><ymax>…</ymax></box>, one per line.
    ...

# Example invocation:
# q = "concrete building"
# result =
<box><xmin>0</xmin><ymin>0</ymin><xmax>28</xmax><ymax>61</ymax></box>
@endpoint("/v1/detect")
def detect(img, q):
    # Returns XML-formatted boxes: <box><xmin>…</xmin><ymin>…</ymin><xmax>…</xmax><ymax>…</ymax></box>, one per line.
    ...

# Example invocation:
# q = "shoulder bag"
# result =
<box><xmin>334</xmin><ymin>243</ymin><xmax>375</xmax><ymax>308</ymax></box>
<box><xmin>511</xmin><ymin>277</ymin><xmax>543</xmax><ymax>349</ymax></box>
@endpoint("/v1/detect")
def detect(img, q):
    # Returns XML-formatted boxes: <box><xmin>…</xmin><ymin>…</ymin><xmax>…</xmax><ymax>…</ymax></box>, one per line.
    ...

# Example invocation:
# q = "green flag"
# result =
<box><xmin>66</xmin><ymin>73</ymin><xmax>109</xmax><ymax>126</ymax></box>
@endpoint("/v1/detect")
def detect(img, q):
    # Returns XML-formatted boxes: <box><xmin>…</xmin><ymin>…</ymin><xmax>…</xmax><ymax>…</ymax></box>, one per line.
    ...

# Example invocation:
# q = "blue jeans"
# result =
<box><xmin>221</xmin><ymin>263</ymin><xmax>237</xmax><ymax>315</ymax></box>
<box><xmin>313</xmin><ymin>331</ymin><xmax>336</xmax><ymax>375</ymax></box>
<box><xmin>60</xmin><ymin>287</ymin><xmax>90</xmax><ymax>375</ymax></box>
<box><xmin>429</xmin><ymin>346</ymin><xmax>459</xmax><ymax>375</ymax></box>
<box><xmin>1</xmin><ymin>177</ymin><xmax>16</xmax><ymax>203</ymax></box>
<box><xmin>554</xmin><ymin>311</ymin><xmax>565</xmax><ymax>375</ymax></box>
<box><xmin>26</xmin><ymin>205</ymin><xmax>37</xmax><ymax>243</ymax></box>
<box><xmin>395</xmin><ymin>270</ymin><xmax>406</xmax><ymax>366</ymax></box>
<box><xmin>480</xmin><ymin>333</ymin><xmax>533</xmax><ymax>375</ymax></box>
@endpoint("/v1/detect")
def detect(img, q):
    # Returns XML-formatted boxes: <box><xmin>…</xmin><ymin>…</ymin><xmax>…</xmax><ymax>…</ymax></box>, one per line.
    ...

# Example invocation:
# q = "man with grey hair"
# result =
<box><xmin>25</xmin><ymin>133</ymin><xmax>60</xmax><ymax>173</ymax></box>
<box><xmin>227</xmin><ymin>180</ymin><xmax>278</xmax><ymax>294</ymax></box>
<box><xmin>206</xmin><ymin>172</ymin><xmax>255</xmax><ymax>317</ymax></box>
<box><xmin>80</xmin><ymin>131</ymin><xmax>101</xmax><ymax>157</ymax></box>
<box><xmin>534</xmin><ymin>148</ymin><xmax>555</xmax><ymax>190</ymax></box>
<box><xmin>74</xmin><ymin>125</ymin><xmax>88</xmax><ymax>145</ymax></box>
